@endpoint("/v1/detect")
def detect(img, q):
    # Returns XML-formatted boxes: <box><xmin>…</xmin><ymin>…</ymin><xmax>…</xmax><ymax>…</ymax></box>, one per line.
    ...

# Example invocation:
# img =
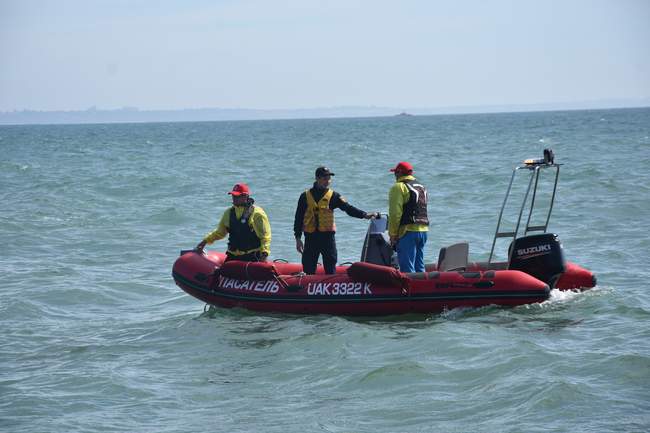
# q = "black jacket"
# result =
<box><xmin>294</xmin><ymin>183</ymin><xmax>367</xmax><ymax>238</ymax></box>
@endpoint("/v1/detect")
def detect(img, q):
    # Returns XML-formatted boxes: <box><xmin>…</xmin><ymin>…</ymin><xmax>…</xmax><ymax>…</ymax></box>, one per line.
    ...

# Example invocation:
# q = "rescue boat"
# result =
<box><xmin>172</xmin><ymin>150</ymin><xmax>596</xmax><ymax>316</ymax></box>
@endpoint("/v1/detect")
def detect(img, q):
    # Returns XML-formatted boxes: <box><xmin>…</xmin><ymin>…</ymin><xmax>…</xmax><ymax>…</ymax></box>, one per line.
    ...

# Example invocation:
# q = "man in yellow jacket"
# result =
<box><xmin>195</xmin><ymin>183</ymin><xmax>271</xmax><ymax>262</ymax></box>
<box><xmin>388</xmin><ymin>161</ymin><xmax>429</xmax><ymax>272</ymax></box>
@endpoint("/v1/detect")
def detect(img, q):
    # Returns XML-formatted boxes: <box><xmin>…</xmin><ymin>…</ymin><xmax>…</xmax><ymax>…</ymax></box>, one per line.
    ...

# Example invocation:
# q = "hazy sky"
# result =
<box><xmin>1</xmin><ymin>0</ymin><xmax>648</xmax><ymax>111</ymax></box>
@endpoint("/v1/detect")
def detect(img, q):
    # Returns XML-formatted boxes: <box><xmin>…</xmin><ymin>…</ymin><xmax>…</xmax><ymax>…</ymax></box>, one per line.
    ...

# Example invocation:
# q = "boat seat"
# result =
<box><xmin>437</xmin><ymin>242</ymin><xmax>469</xmax><ymax>272</ymax></box>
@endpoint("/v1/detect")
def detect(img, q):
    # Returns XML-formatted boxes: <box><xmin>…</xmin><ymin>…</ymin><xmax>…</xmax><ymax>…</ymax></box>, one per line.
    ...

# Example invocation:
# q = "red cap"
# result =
<box><xmin>390</xmin><ymin>161</ymin><xmax>413</xmax><ymax>174</ymax></box>
<box><xmin>228</xmin><ymin>183</ymin><xmax>250</xmax><ymax>196</ymax></box>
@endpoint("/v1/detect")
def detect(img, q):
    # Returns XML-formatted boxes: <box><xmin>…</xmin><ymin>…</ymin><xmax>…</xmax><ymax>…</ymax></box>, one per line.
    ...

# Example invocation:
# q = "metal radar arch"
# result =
<box><xmin>488</xmin><ymin>149</ymin><xmax>560</xmax><ymax>265</ymax></box>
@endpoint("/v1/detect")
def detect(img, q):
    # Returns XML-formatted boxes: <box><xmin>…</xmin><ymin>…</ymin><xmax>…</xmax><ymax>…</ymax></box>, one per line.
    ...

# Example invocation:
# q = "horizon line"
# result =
<box><xmin>1</xmin><ymin>100</ymin><xmax>649</xmax><ymax>126</ymax></box>
<box><xmin>3</xmin><ymin>96</ymin><xmax>650</xmax><ymax>114</ymax></box>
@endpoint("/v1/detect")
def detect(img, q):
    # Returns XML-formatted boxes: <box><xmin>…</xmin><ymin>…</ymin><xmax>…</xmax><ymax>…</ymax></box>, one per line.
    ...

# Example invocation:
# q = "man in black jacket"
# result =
<box><xmin>294</xmin><ymin>166</ymin><xmax>378</xmax><ymax>274</ymax></box>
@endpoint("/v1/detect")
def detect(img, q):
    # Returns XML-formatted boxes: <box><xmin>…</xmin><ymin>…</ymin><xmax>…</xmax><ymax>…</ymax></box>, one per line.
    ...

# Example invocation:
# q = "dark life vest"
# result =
<box><xmin>228</xmin><ymin>206</ymin><xmax>261</xmax><ymax>252</ymax></box>
<box><xmin>399</xmin><ymin>179</ymin><xmax>429</xmax><ymax>226</ymax></box>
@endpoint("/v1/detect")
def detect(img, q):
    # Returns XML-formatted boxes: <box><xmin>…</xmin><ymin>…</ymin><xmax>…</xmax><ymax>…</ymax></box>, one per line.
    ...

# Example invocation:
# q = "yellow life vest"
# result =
<box><xmin>303</xmin><ymin>189</ymin><xmax>336</xmax><ymax>233</ymax></box>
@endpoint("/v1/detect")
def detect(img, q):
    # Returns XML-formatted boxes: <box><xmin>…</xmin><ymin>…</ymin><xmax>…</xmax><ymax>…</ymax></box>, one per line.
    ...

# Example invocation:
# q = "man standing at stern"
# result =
<box><xmin>195</xmin><ymin>183</ymin><xmax>271</xmax><ymax>262</ymax></box>
<box><xmin>388</xmin><ymin>162</ymin><xmax>429</xmax><ymax>272</ymax></box>
<box><xmin>294</xmin><ymin>166</ymin><xmax>377</xmax><ymax>274</ymax></box>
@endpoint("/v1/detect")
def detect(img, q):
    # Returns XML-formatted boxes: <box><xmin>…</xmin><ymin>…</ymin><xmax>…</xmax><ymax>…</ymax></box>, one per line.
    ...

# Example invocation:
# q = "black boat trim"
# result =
<box><xmin>173</xmin><ymin>272</ymin><xmax>549</xmax><ymax>304</ymax></box>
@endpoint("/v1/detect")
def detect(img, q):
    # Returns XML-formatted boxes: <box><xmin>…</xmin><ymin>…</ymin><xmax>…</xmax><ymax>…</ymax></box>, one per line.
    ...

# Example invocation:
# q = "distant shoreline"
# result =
<box><xmin>1</xmin><ymin>101</ymin><xmax>648</xmax><ymax>126</ymax></box>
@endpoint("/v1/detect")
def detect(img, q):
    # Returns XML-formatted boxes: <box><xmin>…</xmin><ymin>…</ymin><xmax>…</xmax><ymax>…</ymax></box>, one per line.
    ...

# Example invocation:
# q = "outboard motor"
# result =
<box><xmin>361</xmin><ymin>215</ymin><xmax>398</xmax><ymax>267</ymax></box>
<box><xmin>508</xmin><ymin>233</ymin><xmax>566</xmax><ymax>288</ymax></box>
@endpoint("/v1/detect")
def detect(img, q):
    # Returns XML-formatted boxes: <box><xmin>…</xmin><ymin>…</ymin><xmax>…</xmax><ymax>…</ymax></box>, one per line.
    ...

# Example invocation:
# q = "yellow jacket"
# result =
<box><xmin>388</xmin><ymin>175</ymin><xmax>429</xmax><ymax>238</ymax></box>
<box><xmin>203</xmin><ymin>205</ymin><xmax>271</xmax><ymax>256</ymax></box>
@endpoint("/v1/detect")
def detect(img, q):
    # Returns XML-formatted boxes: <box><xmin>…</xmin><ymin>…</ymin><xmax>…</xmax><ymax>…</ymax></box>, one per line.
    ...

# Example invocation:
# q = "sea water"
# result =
<box><xmin>1</xmin><ymin>108</ymin><xmax>649</xmax><ymax>432</ymax></box>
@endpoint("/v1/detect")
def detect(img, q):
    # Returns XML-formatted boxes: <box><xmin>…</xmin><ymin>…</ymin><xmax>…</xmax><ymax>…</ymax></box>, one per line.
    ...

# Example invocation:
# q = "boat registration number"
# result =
<box><xmin>307</xmin><ymin>282</ymin><xmax>372</xmax><ymax>296</ymax></box>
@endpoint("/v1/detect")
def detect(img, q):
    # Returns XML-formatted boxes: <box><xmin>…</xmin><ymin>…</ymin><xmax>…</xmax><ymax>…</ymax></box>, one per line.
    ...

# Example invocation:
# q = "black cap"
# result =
<box><xmin>315</xmin><ymin>166</ymin><xmax>335</xmax><ymax>178</ymax></box>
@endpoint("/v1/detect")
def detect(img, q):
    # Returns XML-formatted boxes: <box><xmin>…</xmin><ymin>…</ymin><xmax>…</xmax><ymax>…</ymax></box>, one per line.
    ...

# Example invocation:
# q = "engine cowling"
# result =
<box><xmin>509</xmin><ymin>233</ymin><xmax>566</xmax><ymax>288</ymax></box>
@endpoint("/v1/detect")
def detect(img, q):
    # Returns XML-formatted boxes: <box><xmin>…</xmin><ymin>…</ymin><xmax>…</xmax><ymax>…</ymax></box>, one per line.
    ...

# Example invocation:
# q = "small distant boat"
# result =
<box><xmin>395</xmin><ymin>112</ymin><xmax>413</xmax><ymax>117</ymax></box>
<box><xmin>172</xmin><ymin>150</ymin><xmax>596</xmax><ymax>316</ymax></box>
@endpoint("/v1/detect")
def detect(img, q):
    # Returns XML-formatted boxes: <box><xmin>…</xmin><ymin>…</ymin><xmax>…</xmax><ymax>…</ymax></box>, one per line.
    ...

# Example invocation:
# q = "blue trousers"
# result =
<box><xmin>396</xmin><ymin>231</ymin><xmax>428</xmax><ymax>273</ymax></box>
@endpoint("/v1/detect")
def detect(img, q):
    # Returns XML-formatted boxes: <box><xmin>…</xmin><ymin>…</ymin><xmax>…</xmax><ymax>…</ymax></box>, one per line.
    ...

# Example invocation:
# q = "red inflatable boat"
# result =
<box><xmin>173</xmin><ymin>151</ymin><xmax>596</xmax><ymax>316</ymax></box>
<box><xmin>172</xmin><ymin>250</ymin><xmax>593</xmax><ymax>316</ymax></box>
